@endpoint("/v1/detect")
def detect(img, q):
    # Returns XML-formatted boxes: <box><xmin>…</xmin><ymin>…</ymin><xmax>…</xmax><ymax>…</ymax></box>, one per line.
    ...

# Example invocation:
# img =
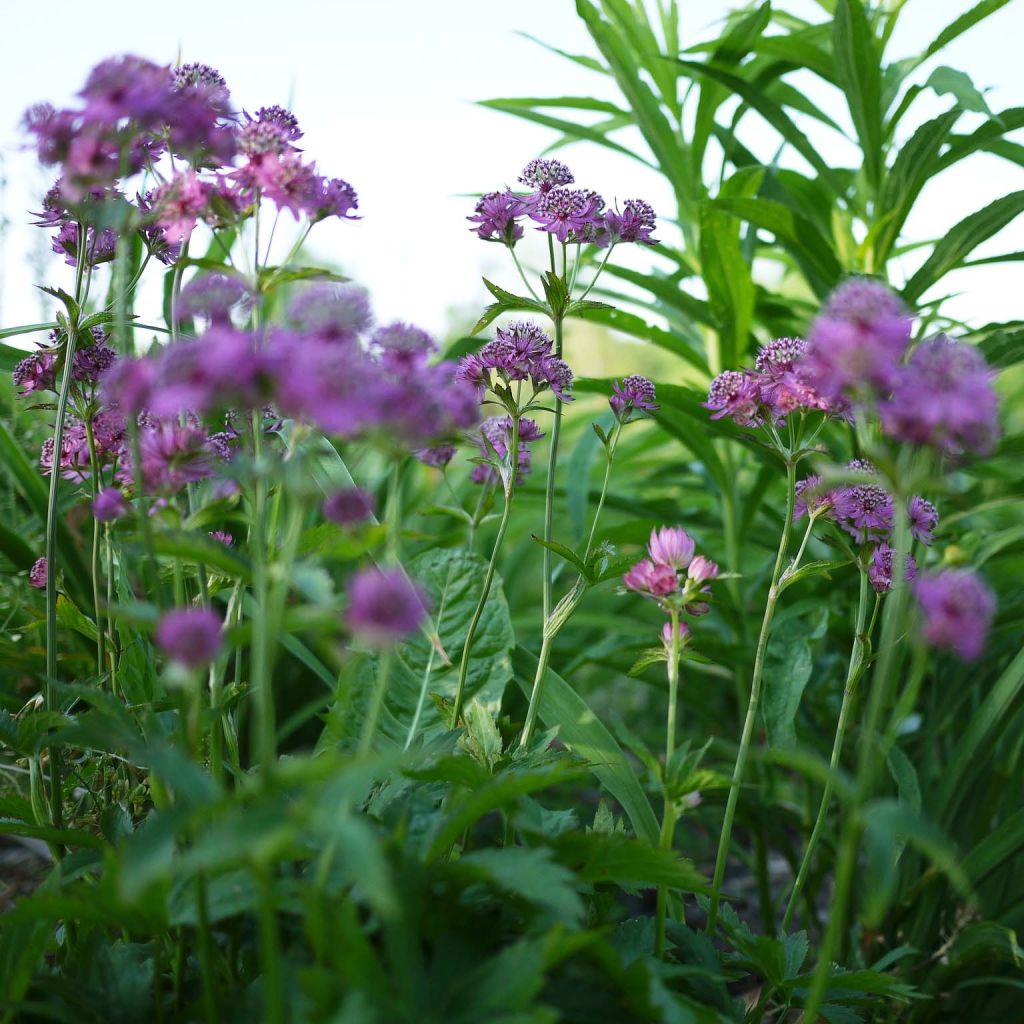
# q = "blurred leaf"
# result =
<box><xmin>762</xmin><ymin>605</ymin><xmax>829</xmax><ymax>748</ymax></box>
<box><xmin>925</xmin><ymin>66</ymin><xmax>994</xmax><ymax>115</ymax></box>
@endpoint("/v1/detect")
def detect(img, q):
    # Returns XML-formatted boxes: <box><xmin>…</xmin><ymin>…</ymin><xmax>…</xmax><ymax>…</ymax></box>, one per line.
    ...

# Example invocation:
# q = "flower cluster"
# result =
<box><xmin>471</xmin><ymin>416</ymin><xmax>544</xmax><ymax>486</ymax></box>
<box><xmin>610</xmin><ymin>375</ymin><xmax>658</xmax><ymax>423</ymax></box>
<box><xmin>623</xmin><ymin>527</ymin><xmax>720</xmax><ymax>616</ymax></box>
<box><xmin>456</xmin><ymin>321</ymin><xmax>574</xmax><ymax>402</ymax></box>
<box><xmin>799</xmin><ymin>280</ymin><xmax>999</xmax><ymax>455</ymax></box>
<box><xmin>345</xmin><ymin>567</ymin><xmax>429</xmax><ymax>648</ymax></box>
<box><xmin>468</xmin><ymin>158</ymin><xmax>656</xmax><ymax>248</ymax></box>
<box><xmin>705</xmin><ymin>337</ymin><xmax>831</xmax><ymax>427</ymax></box>
<box><xmin>913</xmin><ymin>568</ymin><xmax>995</xmax><ymax>660</ymax></box>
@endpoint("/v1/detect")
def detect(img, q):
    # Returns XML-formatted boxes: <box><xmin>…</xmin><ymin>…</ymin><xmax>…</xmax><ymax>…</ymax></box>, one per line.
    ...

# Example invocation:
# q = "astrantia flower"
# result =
<box><xmin>13</xmin><ymin>351</ymin><xmax>57</xmax><ymax>395</ymax></box>
<box><xmin>308</xmin><ymin>176</ymin><xmax>358</xmax><ymax>222</ymax></box>
<box><xmin>29</xmin><ymin>557</ymin><xmax>47</xmax><ymax>590</ymax></box>
<box><xmin>209</xmin><ymin>531</ymin><xmax>233</xmax><ymax>545</ymax></box>
<box><xmin>623</xmin><ymin>559</ymin><xmax>678</xmax><ymax>597</ymax></box>
<box><xmin>468</xmin><ymin>190</ymin><xmax>523</xmax><ymax>244</ymax></box>
<box><xmin>531</xmin><ymin>187</ymin><xmax>605</xmax><ymax>243</ymax></box>
<box><xmin>908</xmin><ymin>495</ymin><xmax>939</xmax><ymax>545</ymax></box>
<box><xmin>79</xmin><ymin>54</ymin><xmax>171</xmax><ymax>123</ymax></box>
<box><xmin>93</xmin><ymin>488</ymin><xmax>128</xmax><ymax>522</ymax></box>
<box><xmin>705</xmin><ymin>370</ymin><xmax>761</xmax><ymax>426</ymax></box>
<box><xmin>122</xmin><ymin>420</ymin><xmax>215</xmax><ymax>493</ymax></box>
<box><xmin>603</xmin><ymin>198</ymin><xmax>658</xmax><ymax>245</ymax></box>
<box><xmin>415</xmin><ymin>444</ymin><xmax>456</xmax><ymax>469</ymax></box>
<box><xmin>794</xmin><ymin>475</ymin><xmax>834</xmax><ymax>521</ymax></box>
<box><xmin>40</xmin><ymin>423</ymin><xmax>92</xmax><ymax>482</ymax></box>
<box><xmin>72</xmin><ymin>342</ymin><xmax>117</xmax><ymax>384</ymax></box>
<box><xmin>155</xmin><ymin>607</ymin><xmax>222</xmax><ymax>667</ymax></box>
<box><xmin>178</xmin><ymin>273</ymin><xmax>249</xmax><ymax>326</ymax></box>
<box><xmin>51</xmin><ymin>223</ymin><xmax>118</xmax><ymax>268</ymax></box>
<box><xmin>533</xmin><ymin>356</ymin><xmax>574</xmax><ymax>401</ymax></box>
<box><xmin>346</xmin><ymin>567</ymin><xmax>428</xmax><ymax>647</ymax></box>
<box><xmin>754</xmin><ymin>337</ymin><xmax>829</xmax><ymax>419</ymax></box>
<box><xmin>661</xmin><ymin>620</ymin><xmax>691</xmax><ymax>649</ymax></box>
<box><xmin>519</xmin><ymin>158</ymin><xmax>574</xmax><ymax>192</ymax></box>
<box><xmin>372</xmin><ymin>322</ymin><xmax>436</xmax><ymax>370</ymax></box>
<box><xmin>648</xmin><ymin>527</ymin><xmax>696</xmax><ymax>570</ymax></box>
<box><xmin>800</xmin><ymin>278</ymin><xmax>912</xmax><ymax>400</ymax></box>
<box><xmin>879</xmin><ymin>336</ymin><xmax>999</xmax><ymax>455</ymax></box>
<box><xmin>172</xmin><ymin>62</ymin><xmax>228</xmax><ymax>93</ymax></box>
<box><xmin>832</xmin><ymin>482</ymin><xmax>894</xmax><ymax>544</ymax></box>
<box><xmin>288</xmin><ymin>283</ymin><xmax>372</xmax><ymax>344</ymax></box>
<box><xmin>471</xmin><ymin>415</ymin><xmax>543</xmax><ymax>486</ymax></box>
<box><xmin>914</xmin><ymin>568</ymin><xmax>995</xmax><ymax>660</ymax></box>
<box><xmin>610</xmin><ymin>375</ymin><xmax>658</xmax><ymax>422</ymax></box>
<box><xmin>150</xmin><ymin>170</ymin><xmax>212</xmax><ymax>244</ymax></box>
<box><xmin>687</xmin><ymin>555</ymin><xmax>719</xmax><ymax>582</ymax></box>
<box><xmin>868</xmin><ymin>543</ymin><xmax>917</xmax><ymax>595</ymax></box>
<box><xmin>101</xmin><ymin>358</ymin><xmax>157</xmax><ymax>414</ymax></box>
<box><xmin>323</xmin><ymin>487</ymin><xmax>375</xmax><ymax>526</ymax></box>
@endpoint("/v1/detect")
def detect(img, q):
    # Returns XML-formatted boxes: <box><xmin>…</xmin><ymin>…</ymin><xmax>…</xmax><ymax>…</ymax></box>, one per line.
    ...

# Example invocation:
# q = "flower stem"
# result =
<box><xmin>707</xmin><ymin>458</ymin><xmax>797</xmax><ymax>933</ymax></box>
<box><xmin>509</xmin><ymin>246</ymin><xmax>542</xmax><ymax>303</ymax></box>
<box><xmin>540</xmin><ymin>316</ymin><xmax>564</xmax><ymax>624</ymax></box>
<box><xmin>84</xmin><ymin>419</ymin><xmax>106</xmax><ymax>676</ymax></box>
<box><xmin>451</xmin><ymin>417</ymin><xmax>519</xmax><ymax>727</ymax></box>
<box><xmin>801</xmin><ymin>478</ymin><xmax>913</xmax><ymax>1019</ymax></box>
<box><xmin>655</xmin><ymin>607</ymin><xmax>682</xmax><ymax>958</ymax></box>
<box><xmin>359</xmin><ymin>649</ymin><xmax>394</xmax><ymax>754</ymax></box>
<box><xmin>582</xmin><ymin>421</ymin><xmax>621</xmax><ymax>562</ymax></box>
<box><xmin>781</xmin><ymin>569</ymin><xmax>872</xmax><ymax>933</ymax></box>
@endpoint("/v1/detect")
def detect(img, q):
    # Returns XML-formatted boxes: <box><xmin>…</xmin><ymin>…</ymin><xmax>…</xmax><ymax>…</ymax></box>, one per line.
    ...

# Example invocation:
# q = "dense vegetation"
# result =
<box><xmin>1</xmin><ymin>1</ymin><xmax>1022</xmax><ymax>1021</ymax></box>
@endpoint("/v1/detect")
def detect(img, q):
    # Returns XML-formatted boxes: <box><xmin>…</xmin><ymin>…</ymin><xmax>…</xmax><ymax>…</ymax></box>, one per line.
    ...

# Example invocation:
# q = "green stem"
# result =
<box><xmin>575</xmin><ymin>243</ymin><xmax>616</xmax><ymax>302</ymax></box>
<box><xmin>451</xmin><ymin>416</ymin><xmax>519</xmax><ymax>728</ymax></box>
<box><xmin>655</xmin><ymin>607</ymin><xmax>682</xmax><ymax>959</ymax></box>
<box><xmin>801</xmin><ymin>469</ymin><xmax>913</xmax><ymax>1018</ymax></box>
<box><xmin>582</xmin><ymin>421</ymin><xmax>621</xmax><ymax>562</ymax></box>
<box><xmin>781</xmin><ymin>570</ymin><xmax>872</xmax><ymax>933</ymax></box>
<box><xmin>707</xmin><ymin>459</ymin><xmax>797</xmax><ymax>933</ymax></box>
<box><xmin>359</xmin><ymin>649</ymin><xmax>394</xmax><ymax>754</ymax></box>
<box><xmin>195</xmin><ymin>874</ymin><xmax>219</xmax><ymax>1024</ymax></box>
<box><xmin>84</xmin><ymin>419</ymin><xmax>106</xmax><ymax>676</ymax></box>
<box><xmin>405</xmin><ymin>584</ymin><xmax>451</xmax><ymax>749</ymax></box>
<box><xmin>540</xmin><ymin>317</ymin><xmax>564</xmax><ymax>623</ymax></box>
<box><xmin>254</xmin><ymin>864</ymin><xmax>284</xmax><ymax>1024</ymax></box>
<box><xmin>509</xmin><ymin>246</ymin><xmax>542</xmax><ymax>303</ymax></box>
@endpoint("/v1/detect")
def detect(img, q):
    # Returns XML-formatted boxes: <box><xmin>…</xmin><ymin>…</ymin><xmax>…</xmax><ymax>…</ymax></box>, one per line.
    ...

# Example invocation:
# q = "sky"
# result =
<box><xmin>0</xmin><ymin>0</ymin><xmax>1021</xmax><ymax>342</ymax></box>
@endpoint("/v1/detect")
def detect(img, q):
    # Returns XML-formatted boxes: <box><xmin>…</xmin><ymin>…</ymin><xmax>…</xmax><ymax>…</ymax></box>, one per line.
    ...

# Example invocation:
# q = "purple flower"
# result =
<box><xmin>879</xmin><ymin>336</ymin><xmax>999</xmax><ymax>455</ymax></box>
<box><xmin>533</xmin><ymin>355</ymin><xmax>575</xmax><ymax>401</ymax></box>
<box><xmin>72</xmin><ymin>342</ymin><xmax>117</xmax><ymax>384</ymax></box>
<box><xmin>40</xmin><ymin>422</ymin><xmax>92</xmax><ymax>482</ymax></box>
<box><xmin>415</xmin><ymin>444</ymin><xmax>456</xmax><ymax>469</ymax></box>
<box><xmin>288</xmin><ymin>283</ymin><xmax>372</xmax><ymax>344</ymax></box>
<box><xmin>754</xmin><ymin>337</ymin><xmax>829</xmax><ymax>419</ymax></box>
<box><xmin>308</xmin><ymin>176</ymin><xmax>359</xmax><ymax>222</ymax></box>
<box><xmin>29</xmin><ymin>557</ymin><xmax>47</xmax><ymax>590</ymax></box>
<box><xmin>519</xmin><ymin>158</ymin><xmax>574</xmax><ymax>192</ymax></box>
<box><xmin>371</xmin><ymin>322</ymin><xmax>436</xmax><ymax>370</ymax></box>
<box><xmin>93</xmin><ymin>488</ymin><xmax>128</xmax><ymax>522</ymax></box>
<box><xmin>323</xmin><ymin>487</ymin><xmax>376</xmax><ymax>526</ymax></box>
<box><xmin>13</xmin><ymin>351</ymin><xmax>57</xmax><ymax>395</ymax></box>
<box><xmin>178</xmin><ymin>273</ymin><xmax>249</xmax><ymax>326</ymax></box>
<box><xmin>610</xmin><ymin>375</ymin><xmax>658</xmax><ymax>421</ymax></box>
<box><xmin>530</xmin><ymin>188</ymin><xmax>605</xmax><ymax>243</ymax></box>
<box><xmin>648</xmin><ymin>527</ymin><xmax>695</xmax><ymax>570</ymax></box>
<box><xmin>120</xmin><ymin>420</ymin><xmax>215</xmax><ymax>494</ymax></box>
<box><xmin>51</xmin><ymin>223</ymin><xmax>118</xmax><ymax>268</ymax></box>
<box><xmin>914</xmin><ymin>568</ymin><xmax>995</xmax><ymax>660</ymax></box>
<box><xmin>79</xmin><ymin>55</ymin><xmax>172</xmax><ymax>123</ymax></box>
<box><xmin>705</xmin><ymin>370</ymin><xmax>761</xmax><ymax>426</ymax></box>
<box><xmin>868</xmin><ymin>543</ymin><xmax>917</xmax><ymax>594</ymax></box>
<box><xmin>832</xmin><ymin>482</ymin><xmax>894</xmax><ymax>544</ymax></box>
<box><xmin>687</xmin><ymin>555</ymin><xmax>719</xmax><ymax>582</ymax></box>
<box><xmin>346</xmin><ymin>567</ymin><xmax>429</xmax><ymax>647</ymax></box>
<box><xmin>623</xmin><ymin>559</ymin><xmax>678</xmax><ymax>597</ymax></box>
<box><xmin>150</xmin><ymin>170</ymin><xmax>212</xmax><ymax>244</ymax></box>
<box><xmin>661</xmin><ymin>619</ymin><xmax>691</xmax><ymax>649</ymax></box>
<box><xmin>603</xmin><ymin>199</ymin><xmax>658</xmax><ymax>245</ymax></box>
<box><xmin>172</xmin><ymin>62</ymin><xmax>228</xmax><ymax>94</ymax></box>
<box><xmin>794</xmin><ymin>475</ymin><xmax>835</xmax><ymax>521</ymax></box>
<box><xmin>908</xmin><ymin>496</ymin><xmax>939</xmax><ymax>545</ymax></box>
<box><xmin>155</xmin><ymin>607</ymin><xmax>223</xmax><ymax>667</ymax></box>
<box><xmin>800</xmin><ymin>278</ymin><xmax>912</xmax><ymax>400</ymax></box>
<box><xmin>208</xmin><ymin>531</ymin><xmax>233</xmax><ymax>545</ymax></box>
<box><xmin>472</xmin><ymin>416</ymin><xmax>543</xmax><ymax>486</ymax></box>
<box><xmin>102</xmin><ymin>358</ymin><xmax>157</xmax><ymax>414</ymax></box>
<box><xmin>468</xmin><ymin>190</ymin><xmax>523</xmax><ymax>244</ymax></box>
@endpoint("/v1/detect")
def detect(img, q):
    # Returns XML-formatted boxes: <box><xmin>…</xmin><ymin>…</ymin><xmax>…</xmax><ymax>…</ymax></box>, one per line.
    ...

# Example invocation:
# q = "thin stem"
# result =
<box><xmin>781</xmin><ymin>569</ymin><xmax>872</xmax><ymax>933</ymax></box>
<box><xmin>195</xmin><ymin>875</ymin><xmax>219</xmax><ymax>1024</ymax></box>
<box><xmin>707</xmin><ymin>459</ymin><xmax>798</xmax><ymax>933</ymax></box>
<box><xmin>655</xmin><ymin>607</ymin><xmax>682</xmax><ymax>959</ymax></box>
<box><xmin>540</xmin><ymin>317</ymin><xmax>564</xmax><ymax>623</ymax></box>
<box><xmin>359</xmin><ymin>649</ymin><xmax>394</xmax><ymax>754</ymax></box>
<box><xmin>582</xmin><ymin>421</ymin><xmax>621</xmax><ymax>562</ymax></box>
<box><xmin>451</xmin><ymin>417</ymin><xmax>519</xmax><ymax>727</ymax></box>
<box><xmin>509</xmin><ymin>246</ymin><xmax>542</xmax><ymax>303</ymax></box>
<box><xmin>84</xmin><ymin>419</ymin><xmax>106</xmax><ymax>676</ymax></box>
<box><xmin>405</xmin><ymin>581</ymin><xmax>452</xmax><ymax>749</ymax></box>
<box><xmin>254</xmin><ymin>865</ymin><xmax>284</xmax><ymax>1024</ymax></box>
<box><xmin>576</xmin><ymin>243</ymin><xmax>617</xmax><ymax>303</ymax></box>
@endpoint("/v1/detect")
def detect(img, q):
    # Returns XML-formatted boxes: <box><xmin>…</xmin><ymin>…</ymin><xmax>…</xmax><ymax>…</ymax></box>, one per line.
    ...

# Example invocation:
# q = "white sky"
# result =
<box><xmin>0</xmin><ymin>0</ymin><xmax>1021</xmax><ymax>341</ymax></box>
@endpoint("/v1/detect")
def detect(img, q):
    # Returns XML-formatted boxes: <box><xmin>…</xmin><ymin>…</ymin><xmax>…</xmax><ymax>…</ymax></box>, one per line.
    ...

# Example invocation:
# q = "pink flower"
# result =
<box><xmin>688</xmin><ymin>555</ymin><xmax>719</xmax><ymax>582</ymax></box>
<box><xmin>623</xmin><ymin>559</ymin><xmax>678</xmax><ymax>597</ymax></box>
<box><xmin>661</xmin><ymin>620</ymin><xmax>690</xmax><ymax>649</ymax></box>
<box><xmin>648</xmin><ymin>527</ymin><xmax>695</xmax><ymax>570</ymax></box>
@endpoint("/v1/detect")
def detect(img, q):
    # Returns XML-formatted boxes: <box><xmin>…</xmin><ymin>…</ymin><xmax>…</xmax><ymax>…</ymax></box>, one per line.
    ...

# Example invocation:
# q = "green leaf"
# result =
<box><xmin>460</xmin><ymin>847</ymin><xmax>585</xmax><ymax>923</ymax></box>
<box><xmin>574</xmin><ymin>305</ymin><xmax>710</xmax><ymax>374</ymax></box>
<box><xmin>833</xmin><ymin>0</ymin><xmax>883</xmax><ymax>190</ymax></box>
<box><xmin>700</xmin><ymin>202</ymin><xmax>754</xmax><ymax>369</ymax></box>
<box><xmin>147</xmin><ymin>530</ymin><xmax>252</xmax><ymax>581</ymax></box>
<box><xmin>531</xmin><ymin>534</ymin><xmax>592</xmax><ymax>581</ymax></box>
<box><xmin>925</xmin><ymin>66</ymin><xmax>994</xmax><ymax>115</ymax></box>
<box><xmin>511</xmin><ymin>646</ymin><xmax>661</xmax><ymax>844</ymax></box>
<box><xmin>56</xmin><ymin>595</ymin><xmax>98</xmax><ymax>643</ymax></box>
<box><xmin>762</xmin><ymin>605</ymin><xmax>829</xmax><ymax>748</ymax></box>
<box><xmin>961</xmin><ymin>807</ymin><xmax>1024</xmax><ymax>887</ymax></box>
<box><xmin>556</xmin><ymin>830</ymin><xmax>706</xmax><ymax>892</ymax></box>
<box><xmin>921</xmin><ymin>0</ymin><xmax>1013</xmax><ymax>61</ymax></box>
<box><xmin>903</xmin><ymin>191</ymin><xmax>1024</xmax><ymax>303</ymax></box>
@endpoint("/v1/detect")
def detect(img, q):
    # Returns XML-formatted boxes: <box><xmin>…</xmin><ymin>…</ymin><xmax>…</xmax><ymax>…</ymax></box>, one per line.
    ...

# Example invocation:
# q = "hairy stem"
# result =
<box><xmin>541</xmin><ymin>316</ymin><xmax>564</xmax><ymax>623</ymax></box>
<box><xmin>655</xmin><ymin>607</ymin><xmax>682</xmax><ymax>958</ymax></box>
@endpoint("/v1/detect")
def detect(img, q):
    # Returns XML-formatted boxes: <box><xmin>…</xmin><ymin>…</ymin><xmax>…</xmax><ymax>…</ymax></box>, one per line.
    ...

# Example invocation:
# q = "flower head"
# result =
<box><xmin>913</xmin><ymin>568</ymin><xmax>995</xmax><ymax>660</ymax></box>
<box><xmin>93</xmin><ymin>488</ymin><xmax>128</xmax><ymax>522</ymax></box>
<box><xmin>661</xmin><ymin>619</ymin><xmax>691</xmax><ymax>650</ymax></box>
<box><xmin>610</xmin><ymin>375</ymin><xmax>657</xmax><ymax>422</ymax></box>
<box><xmin>178</xmin><ymin>273</ymin><xmax>249</xmax><ymax>326</ymax></box>
<box><xmin>832</xmin><ymin>482</ymin><xmax>894</xmax><ymax>544</ymax></box>
<box><xmin>603</xmin><ymin>198</ymin><xmax>657</xmax><ymax>245</ymax></box>
<box><xmin>648</xmin><ymin>527</ymin><xmax>696</xmax><ymax>570</ymax></box>
<box><xmin>705</xmin><ymin>370</ymin><xmax>761</xmax><ymax>426</ymax></box>
<box><xmin>908</xmin><ymin>495</ymin><xmax>939</xmax><ymax>545</ymax></box>
<box><xmin>687</xmin><ymin>555</ymin><xmax>719</xmax><ymax>582</ymax></box>
<box><xmin>530</xmin><ymin>187</ymin><xmax>605</xmax><ymax>243</ymax></box>
<box><xmin>346</xmin><ymin>567</ymin><xmax>428</xmax><ymax>647</ymax></box>
<box><xmin>519</xmin><ymin>158</ymin><xmax>574</xmax><ymax>192</ymax></box>
<box><xmin>623</xmin><ymin>559</ymin><xmax>678</xmax><ymax>597</ymax></box>
<box><xmin>793</xmin><ymin>475</ymin><xmax>834</xmax><ymax>521</ymax></box>
<box><xmin>468</xmin><ymin>190</ymin><xmax>523</xmax><ymax>244</ymax></box>
<box><xmin>868</xmin><ymin>543</ymin><xmax>917</xmax><ymax>595</ymax></box>
<box><xmin>415</xmin><ymin>444</ymin><xmax>457</xmax><ymax>469</ymax></box>
<box><xmin>288</xmin><ymin>283</ymin><xmax>372</xmax><ymax>344</ymax></box>
<box><xmin>323</xmin><ymin>487</ymin><xmax>375</xmax><ymax>526</ymax></box>
<box><xmin>29</xmin><ymin>557</ymin><xmax>47</xmax><ymax>590</ymax></box>
<box><xmin>155</xmin><ymin>607</ymin><xmax>222</xmax><ymax>667</ymax></box>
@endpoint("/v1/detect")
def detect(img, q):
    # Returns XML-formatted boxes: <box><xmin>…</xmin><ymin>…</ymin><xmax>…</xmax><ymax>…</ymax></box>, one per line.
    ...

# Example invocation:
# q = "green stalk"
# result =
<box><xmin>540</xmin><ymin>316</ymin><xmax>564</xmax><ymax>624</ymax></box>
<box><xmin>582</xmin><ymin>420</ymin><xmax>621</xmax><ymax>561</ymax></box>
<box><xmin>359</xmin><ymin>649</ymin><xmax>394</xmax><ymax>754</ymax></box>
<box><xmin>195</xmin><ymin>875</ymin><xmax>219</xmax><ymax>1024</ymax></box>
<box><xmin>655</xmin><ymin>607</ymin><xmax>682</xmax><ymax>959</ymax></box>
<box><xmin>43</xmin><ymin>224</ymin><xmax>88</xmax><ymax>833</ymax></box>
<box><xmin>707</xmin><ymin>458</ymin><xmax>798</xmax><ymax>933</ymax></box>
<box><xmin>84</xmin><ymin>419</ymin><xmax>106</xmax><ymax>675</ymax></box>
<box><xmin>254</xmin><ymin>864</ymin><xmax>284</xmax><ymax>1024</ymax></box>
<box><xmin>451</xmin><ymin>416</ymin><xmax>519</xmax><ymax>727</ymax></box>
<box><xmin>801</xmin><ymin>476</ymin><xmax>913</xmax><ymax>1018</ymax></box>
<box><xmin>781</xmin><ymin>570</ymin><xmax>873</xmax><ymax>933</ymax></box>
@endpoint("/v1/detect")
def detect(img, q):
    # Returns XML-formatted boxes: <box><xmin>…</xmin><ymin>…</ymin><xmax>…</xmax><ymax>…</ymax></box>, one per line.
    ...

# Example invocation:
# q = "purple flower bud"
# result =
<box><xmin>661</xmin><ymin>619</ymin><xmax>690</xmax><ymax>649</ymax></box>
<box><xmin>914</xmin><ymin>568</ymin><xmax>995</xmax><ymax>660</ymax></box>
<box><xmin>93</xmin><ymin>489</ymin><xmax>128</xmax><ymax>522</ymax></box>
<box><xmin>705</xmin><ymin>370</ymin><xmax>761</xmax><ymax>426</ymax></box>
<box><xmin>687</xmin><ymin>555</ymin><xmax>719</xmax><ymax>582</ymax></box>
<box><xmin>610</xmin><ymin>375</ymin><xmax>658</xmax><ymax>421</ymax></box>
<box><xmin>155</xmin><ymin>607</ymin><xmax>222</xmax><ymax>667</ymax></box>
<box><xmin>603</xmin><ymin>198</ymin><xmax>658</xmax><ymax>245</ymax></box>
<box><xmin>323</xmin><ymin>487</ymin><xmax>376</xmax><ymax>526</ymax></box>
<box><xmin>518</xmin><ymin>158</ymin><xmax>574</xmax><ymax>191</ymax></box>
<box><xmin>868</xmin><ymin>543</ymin><xmax>917</xmax><ymax>594</ymax></box>
<box><xmin>908</xmin><ymin>496</ymin><xmax>939</xmax><ymax>546</ymax></box>
<box><xmin>648</xmin><ymin>527</ymin><xmax>695</xmax><ymax>570</ymax></box>
<box><xmin>29</xmin><ymin>557</ymin><xmax>47</xmax><ymax>589</ymax></box>
<box><xmin>415</xmin><ymin>444</ymin><xmax>457</xmax><ymax>469</ymax></box>
<box><xmin>346</xmin><ymin>567</ymin><xmax>429</xmax><ymax>647</ymax></box>
<box><xmin>208</xmin><ymin>531</ymin><xmax>233</xmax><ymax>545</ymax></box>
